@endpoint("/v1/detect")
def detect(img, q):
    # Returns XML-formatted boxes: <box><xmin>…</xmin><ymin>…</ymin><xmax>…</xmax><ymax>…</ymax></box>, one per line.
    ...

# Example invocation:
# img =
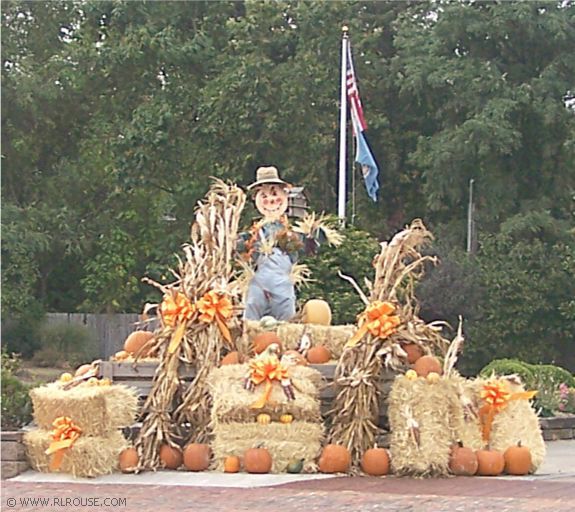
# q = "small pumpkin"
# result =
<box><xmin>504</xmin><ymin>441</ymin><xmax>532</xmax><ymax>475</ymax></box>
<box><xmin>426</xmin><ymin>372</ymin><xmax>441</xmax><ymax>384</ymax></box>
<box><xmin>183</xmin><ymin>443</ymin><xmax>211</xmax><ymax>471</ymax></box>
<box><xmin>119</xmin><ymin>447</ymin><xmax>139</xmax><ymax>473</ymax></box>
<box><xmin>256</xmin><ymin>413</ymin><xmax>271</xmax><ymax>425</ymax></box>
<box><xmin>449</xmin><ymin>441</ymin><xmax>478</xmax><ymax>476</ymax></box>
<box><xmin>124</xmin><ymin>330</ymin><xmax>154</xmax><ymax>356</ymax></box>
<box><xmin>252</xmin><ymin>332</ymin><xmax>282</xmax><ymax>355</ymax></box>
<box><xmin>476</xmin><ymin>447</ymin><xmax>505</xmax><ymax>476</ymax></box>
<box><xmin>279</xmin><ymin>414</ymin><xmax>294</xmax><ymax>424</ymax></box>
<box><xmin>282</xmin><ymin>350</ymin><xmax>308</xmax><ymax>366</ymax></box>
<box><xmin>405</xmin><ymin>369</ymin><xmax>418</xmax><ymax>381</ymax></box>
<box><xmin>59</xmin><ymin>372</ymin><xmax>73</xmax><ymax>382</ymax></box>
<box><xmin>114</xmin><ymin>350</ymin><xmax>130</xmax><ymax>361</ymax></box>
<box><xmin>302</xmin><ymin>299</ymin><xmax>332</xmax><ymax>326</ymax></box>
<box><xmin>224</xmin><ymin>455</ymin><xmax>241</xmax><ymax>473</ymax></box>
<box><xmin>402</xmin><ymin>343</ymin><xmax>424</xmax><ymax>364</ymax></box>
<box><xmin>160</xmin><ymin>444</ymin><xmax>183</xmax><ymax>470</ymax></box>
<box><xmin>306</xmin><ymin>345</ymin><xmax>331</xmax><ymax>364</ymax></box>
<box><xmin>220</xmin><ymin>351</ymin><xmax>242</xmax><ymax>366</ymax></box>
<box><xmin>318</xmin><ymin>444</ymin><xmax>351</xmax><ymax>474</ymax></box>
<box><xmin>244</xmin><ymin>447</ymin><xmax>273</xmax><ymax>474</ymax></box>
<box><xmin>413</xmin><ymin>355</ymin><xmax>443</xmax><ymax>377</ymax></box>
<box><xmin>360</xmin><ymin>447</ymin><xmax>390</xmax><ymax>476</ymax></box>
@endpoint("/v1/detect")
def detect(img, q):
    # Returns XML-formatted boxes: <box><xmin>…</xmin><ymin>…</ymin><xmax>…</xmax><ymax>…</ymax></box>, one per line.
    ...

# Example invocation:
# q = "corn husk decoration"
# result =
<box><xmin>135</xmin><ymin>180</ymin><xmax>246</xmax><ymax>469</ymax></box>
<box><xmin>328</xmin><ymin>219</ymin><xmax>453</xmax><ymax>470</ymax></box>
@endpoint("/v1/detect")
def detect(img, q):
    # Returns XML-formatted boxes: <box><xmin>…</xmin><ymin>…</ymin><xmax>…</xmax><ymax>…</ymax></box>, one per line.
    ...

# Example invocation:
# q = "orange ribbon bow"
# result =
<box><xmin>346</xmin><ymin>301</ymin><xmax>401</xmax><ymax>348</ymax></box>
<box><xmin>196</xmin><ymin>290</ymin><xmax>233</xmax><ymax>347</ymax></box>
<box><xmin>479</xmin><ymin>380</ymin><xmax>537</xmax><ymax>442</ymax></box>
<box><xmin>160</xmin><ymin>292</ymin><xmax>196</xmax><ymax>354</ymax></box>
<box><xmin>45</xmin><ymin>416</ymin><xmax>82</xmax><ymax>470</ymax></box>
<box><xmin>249</xmin><ymin>356</ymin><xmax>290</xmax><ymax>409</ymax></box>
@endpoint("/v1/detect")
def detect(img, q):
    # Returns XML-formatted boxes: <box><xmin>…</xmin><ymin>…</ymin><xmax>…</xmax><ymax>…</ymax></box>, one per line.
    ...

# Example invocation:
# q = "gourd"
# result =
<box><xmin>279</xmin><ymin>414</ymin><xmax>294</xmax><ymax>424</ymax></box>
<box><xmin>256</xmin><ymin>413</ymin><xmax>271</xmax><ymax>425</ymax></box>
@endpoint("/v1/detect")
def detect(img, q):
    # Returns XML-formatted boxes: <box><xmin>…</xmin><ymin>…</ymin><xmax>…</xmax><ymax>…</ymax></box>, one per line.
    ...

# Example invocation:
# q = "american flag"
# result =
<box><xmin>346</xmin><ymin>43</ymin><xmax>367</xmax><ymax>134</ymax></box>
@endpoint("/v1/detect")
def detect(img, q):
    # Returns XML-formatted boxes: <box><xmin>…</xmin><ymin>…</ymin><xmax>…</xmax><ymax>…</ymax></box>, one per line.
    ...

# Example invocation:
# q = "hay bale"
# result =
<box><xmin>245</xmin><ymin>320</ymin><xmax>354</xmax><ymax>359</ymax></box>
<box><xmin>388</xmin><ymin>375</ymin><xmax>460</xmax><ymax>477</ymax></box>
<box><xmin>30</xmin><ymin>383</ymin><xmax>138</xmax><ymax>436</ymax></box>
<box><xmin>209</xmin><ymin>364</ymin><xmax>322</xmax><ymax>423</ymax></box>
<box><xmin>211</xmin><ymin>421</ymin><xmax>323</xmax><ymax>473</ymax></box>
<box><xmin>24</xmin><ymin>429</ymin><xmax>128</xmax><ymax>478</ymax></box>
<box><xmin>480</xmin><ymin>379</ymin><xmax>545</xmax><ymax>473</ymax></box>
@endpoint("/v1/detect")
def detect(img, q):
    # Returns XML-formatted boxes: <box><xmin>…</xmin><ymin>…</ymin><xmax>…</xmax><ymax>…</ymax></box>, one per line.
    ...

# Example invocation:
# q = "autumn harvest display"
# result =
<box><xmin>22</xmin><ymin>180</ymin><xmax>550</xmax><ymax>481</ymax></box>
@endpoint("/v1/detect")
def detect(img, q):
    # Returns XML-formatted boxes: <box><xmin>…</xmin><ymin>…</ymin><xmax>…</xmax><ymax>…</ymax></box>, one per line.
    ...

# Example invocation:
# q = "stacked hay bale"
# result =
<box><xmin>209</xmin><ymin>364</ymin><xmax>324</xmax><ymax>473</ymax></box>
<box><xmin>244</xmin><ymin>320</ymin><xmax>353</xmax><ymax>360</ymax></box>
<box><xmin>24</xmin><ymin>380</ymin><xmax>137</xmax><ymax>477</ymax></box>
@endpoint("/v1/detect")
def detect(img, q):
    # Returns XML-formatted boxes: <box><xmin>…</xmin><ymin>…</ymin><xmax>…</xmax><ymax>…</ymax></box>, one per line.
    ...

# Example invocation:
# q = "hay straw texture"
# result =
<box><xmin>24</xmin><ymin>429</ymin><xmax>127</xmax><ymax>478</ymax></box>
<box><xmin>388</xmin><ymin>375</ymin><xmax>458</xmax><ymax>477</ymax></box>
<box><xmin>212</xmin><ymin>421</ymin><xmax>323</xmax><ymax>473</ymax></box>
<box><xmin>30</xmin><ymin>383</ymin><xmax>138</xmax><ymax>436</ymax></box>
<box><xmin>476</xmin><ymin>378</ymin><xmax>545</xmax><ymax>472</ymax></box>
<box><xmin>208</xmin><ymin>364</ymin><xmax>322</xmax><ymax>423</ymax></box>
<box><xmin>244</xmin><ymin>321</ymin><xmax>354</xmax><ymax>359</ymax></box>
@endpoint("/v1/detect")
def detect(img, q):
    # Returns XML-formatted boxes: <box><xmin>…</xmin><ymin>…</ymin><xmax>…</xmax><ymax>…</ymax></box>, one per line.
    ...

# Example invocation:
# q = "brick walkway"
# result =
<box><xmin>3</xmin><ymin>476</ymin><xmax>575</xmax><ymax>512</ymax></box>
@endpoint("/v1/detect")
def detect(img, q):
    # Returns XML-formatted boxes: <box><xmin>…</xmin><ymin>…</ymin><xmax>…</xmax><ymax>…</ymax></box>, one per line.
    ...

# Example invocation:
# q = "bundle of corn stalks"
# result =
<box><xmin>328</xmin><ymin>219</ymin><xmax>452</xmax><ymax>470</ymax></box>
<box><xmin>135</xmin><ymin>179</ymin><xmax>246</xmax><ymax>469</ymax></box>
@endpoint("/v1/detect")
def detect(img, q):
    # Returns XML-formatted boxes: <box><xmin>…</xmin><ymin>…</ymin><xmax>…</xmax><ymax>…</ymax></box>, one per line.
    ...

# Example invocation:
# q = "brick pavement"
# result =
<box><xmin>3</xmin><ymin>476</ymin><xmax>574</xmax><ymax>512</ymax></box>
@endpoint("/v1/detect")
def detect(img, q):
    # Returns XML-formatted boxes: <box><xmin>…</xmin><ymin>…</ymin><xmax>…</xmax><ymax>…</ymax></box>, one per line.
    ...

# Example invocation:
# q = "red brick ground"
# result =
<box><xmin>3</xmin><ymin>476</ymin><xmax>575</xmax><ymax>512</ymax></box>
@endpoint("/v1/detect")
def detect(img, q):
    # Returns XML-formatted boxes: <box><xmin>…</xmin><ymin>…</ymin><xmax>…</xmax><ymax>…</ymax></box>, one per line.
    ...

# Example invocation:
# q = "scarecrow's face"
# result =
<box><xmin>254</xmin><ymin>184</ymin><xmax>288</xmax><ymax>221</ymax></box>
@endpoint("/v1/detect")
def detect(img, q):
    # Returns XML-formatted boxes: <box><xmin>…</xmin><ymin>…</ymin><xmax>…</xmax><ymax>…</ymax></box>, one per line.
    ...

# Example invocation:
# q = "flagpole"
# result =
<box><xmin>338</xmin><ymin>26</ymin><xmax>349</xmax><ymax>223</ymax></box>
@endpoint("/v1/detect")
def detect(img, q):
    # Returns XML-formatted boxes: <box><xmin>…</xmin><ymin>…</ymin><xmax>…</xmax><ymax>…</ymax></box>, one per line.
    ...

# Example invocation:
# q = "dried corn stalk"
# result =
<box><xmin>135</xmin><ymin>179</ymin><xmax>246</xmax><ymax>468</ymax></box>
<box><xmin>329</xmin><ymin>219</ymin><xmax>452</xmax><ymax>469</ymax></box>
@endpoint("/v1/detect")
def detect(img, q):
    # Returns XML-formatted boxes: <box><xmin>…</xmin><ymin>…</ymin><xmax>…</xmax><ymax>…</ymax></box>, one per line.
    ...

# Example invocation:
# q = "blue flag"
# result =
<box><xmin>355</xmin><ymin>130</ymin><xmax>379</xmax><ymax>202</ymax></box>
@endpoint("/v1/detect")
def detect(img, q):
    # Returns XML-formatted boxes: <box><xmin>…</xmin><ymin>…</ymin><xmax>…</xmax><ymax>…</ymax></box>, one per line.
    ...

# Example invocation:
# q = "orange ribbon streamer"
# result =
<box><xmin>479</xmin><ymin>380</ymin><xmax>537</xmax><ymax>442</ymax></box>
<box><xmin>45</xmin><ymin>416</ymin><xmax>82</xmax><ymax>470</ymax></box>
<box><xmin>160</xmin><ymin>292</ymin><xmax>195</xmax><ymax>354</ymax></box>
<box><xmin>249</xmin><ymin>356</ymin><xmax>290</xmax><ymax>409</ymax></box>
<box><xmin>196</xmin><ymin>290</ymin><xmax>233</xmax><ymax>346</ymax></box>
<box><xmin>346</xmin><ymin>301</ymin><xmax>401</xmax><ymax>348</ymax></box>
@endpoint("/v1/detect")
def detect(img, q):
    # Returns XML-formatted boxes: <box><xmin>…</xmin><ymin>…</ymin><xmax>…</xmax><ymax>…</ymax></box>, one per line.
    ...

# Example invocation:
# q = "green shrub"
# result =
<box><xmin>36</xmin><ymin>322</ymin><xmax>99</xmax><ymax>367</ymax></box>
<box><xmin>1</xmin><ymin>350</ymin><xmax>32</xmax><ymax>429</ymax></box>
<box><xmin>479</xmin><ymin>359</ymin><xmax>537</xmax><ymax>388</ymax></box>
<box><xmin>1</xmin><ymin>303</ymin><xmax>46</xmax><ymax>358</ymax></box>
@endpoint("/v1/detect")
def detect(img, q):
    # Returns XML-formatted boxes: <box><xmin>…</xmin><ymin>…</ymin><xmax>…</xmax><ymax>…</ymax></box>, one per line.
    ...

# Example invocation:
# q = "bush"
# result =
<box><xmin>35</xmin><ymin>322</ymin><xmax>99</xmax><ymax>367</ymax></box>
<box><xmin>299</xmin><ymin>226</ymin><xmax>379</xmax><ymax>325</ymax></box>
<box><xmin>1</xmin><ymin>350</ymin><xmax>32</xmax><ymax>429</ymax></box>
<box><xmin>480</xmin><ymin>359</ymin><xmax>537</xmax><ymax>388</ymax></box>
<box><xmin>1</xmin><ymin>303</ymin><xmax>46</xmax><ymax>358</ymax></box>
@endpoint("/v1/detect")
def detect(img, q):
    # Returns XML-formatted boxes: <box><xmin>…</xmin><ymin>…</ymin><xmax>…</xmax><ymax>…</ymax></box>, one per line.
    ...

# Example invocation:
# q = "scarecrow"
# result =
<box><xmin>237</xmin><ymin>166</ymin><xmax>342</xmax><ymax>321</ymax></box>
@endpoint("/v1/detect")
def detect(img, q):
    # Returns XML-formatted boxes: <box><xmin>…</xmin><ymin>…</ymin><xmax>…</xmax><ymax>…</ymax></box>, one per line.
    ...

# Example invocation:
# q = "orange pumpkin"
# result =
<box><xmin>476</xmin><ymin>448</ymin><xmax>505</xmax><ymax>476</ymax></box>
<box><xmin>244</xmin><ymin>447</ymin><xmax>273</xmax><ymax>474</ymax></box>
<box><xmin>224</xmin><ymin>455</ymin><xmax>241</xmax><ymax>473</ymax></box>
<box><xmin>302</xmin><ymin>299</ymin><xmax>332</xmax><ymax>326</ymax></box>
<box><xmin>449</xmin><ymin>441</ymin><xmax>478</xmax><ymax>476</ymax></box>
<box><xmin>74</xmin><ymin>364</ymin><xmax>92</xmax><ymax>377</ymax></box>
<box><xmin>402</xmin><ymin>343</ymin><xmax>424</xmax><ymax>364</ymax></box>
<box><xmin>119</xmin><ymin>447</ymin><xmax>139</xmax><ymax>473</ymax></box>
<box><xmin>504</xmin><ymin>441</ymin><xmax>532</xmax><ymax>475</ymax></box>
<box><xmin>413</xmin><ymin>355</ymin><xmax>442</xmax><ymax>377</ymax></box>
<box><xmin>306</xmin><ymin>346</ymin><xmax>331</xmax><ymax>364</ymax></box>
<box><xmin>183</xmin><ymin>443</ymin><xmax>211</xmax><ymax>471</ymax></box>
<box><xmin>124</xmin><ymin>330</ymin><xmax>154</xmax><ymax>356</ymax></box>
<box><xmin>318</xmin><ymin>444</ymin><xmax>351</xmax><ymax>473</ymax></box>
<box><xmin>159</xmin><ymin>444</ymin><xmax>183</xmax><ymax>470</ymax></box>
<box><xmin>360</xmin><ymin>447</ymin><xmax>390</xmax><ymax>476</ymax></box>
<box><xmin>283</xmin><ymin>350</ymin><xmax>308</xmax><ymax>366</ymax></box>
<box><xmin>220</xmin><ymin>351</ymin><xmax>242</xmax><ymax>366</ymax></box>
<box><xmin>252</xmin><ymin>332</ymin><xmax>282</xmax><ymax>355</ymax></box>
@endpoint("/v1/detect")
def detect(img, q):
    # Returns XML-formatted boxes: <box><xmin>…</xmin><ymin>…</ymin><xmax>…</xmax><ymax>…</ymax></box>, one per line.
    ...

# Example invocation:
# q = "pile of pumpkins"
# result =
<box><xmin>450</xmin><ymin>441</ymin><xmax>533</xmax><ymax>476</ymax></box>
<box><xmin>114</xmin><ymin>330</ymin><xmax>155</xmax><ymax>361</ymax></box>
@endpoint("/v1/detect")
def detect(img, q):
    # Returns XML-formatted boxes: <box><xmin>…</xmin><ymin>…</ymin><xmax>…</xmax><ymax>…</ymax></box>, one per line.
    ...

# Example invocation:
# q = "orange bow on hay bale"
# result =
<box><xmin>160</xmin><ymin>292</ymin><xmax>196</xmax><ymax>354</ymax></box>
<box><xmin>479</xmin><ymin>380</ymin><xmax>537</xmax><ymax>443</ymax></box>
<box><xmin>346</xmin><ymin>301</ymin><xmax>401</xmax><ymax>348</ymax></box>
<box><xmin>45</xmin><ymin>416</ymin><xmax>82</xmax><ymax>471</ymax></box>
<box><xmin>196</xmin><ymin>290</ymin><xmax>233</xmax><ymax>347</ymax></box>
<box><xmin>248</xmin><ymin>356</ymin><xmax>293</xmax><ymax>409</ymax></box>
